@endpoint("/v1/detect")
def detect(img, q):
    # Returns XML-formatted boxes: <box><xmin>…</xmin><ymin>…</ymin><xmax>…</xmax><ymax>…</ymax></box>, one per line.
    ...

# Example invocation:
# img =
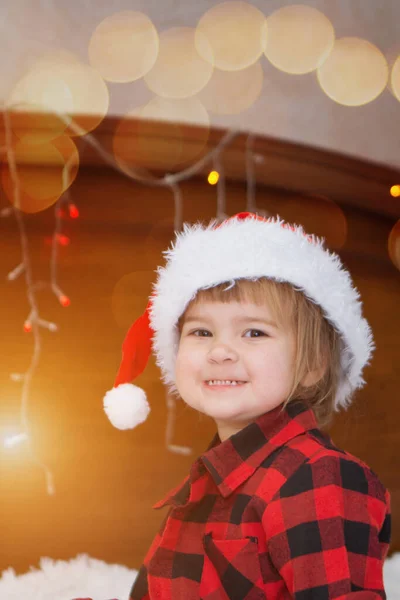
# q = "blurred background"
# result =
<box><xmin>0</xmin><ymin>0</ymin><xmax>399</xmax><ymax>588</ymax></box>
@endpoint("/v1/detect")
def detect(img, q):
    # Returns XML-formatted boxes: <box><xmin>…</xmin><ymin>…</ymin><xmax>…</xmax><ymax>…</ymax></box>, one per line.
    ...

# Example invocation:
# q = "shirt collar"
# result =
<box><xmin>201</xmin><ymin>401</ymin><xmax>318</xmax><ymax>497</ymax></box>
<box><xmin>154</xmin><ymin>401</ymin><xmax>318</xmax><ymax>508</ymax></box>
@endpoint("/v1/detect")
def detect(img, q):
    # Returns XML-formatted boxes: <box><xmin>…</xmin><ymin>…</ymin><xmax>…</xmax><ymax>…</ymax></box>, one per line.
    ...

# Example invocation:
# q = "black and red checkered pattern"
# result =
<box><xmin>130</xmin><ymin>401</ymin><xmax>391</xmax><ymax>599</ymax></box>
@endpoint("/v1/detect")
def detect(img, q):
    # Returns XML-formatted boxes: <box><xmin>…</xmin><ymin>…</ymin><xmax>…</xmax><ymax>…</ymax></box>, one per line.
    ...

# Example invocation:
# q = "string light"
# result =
<box><xmin>390</xmin><ymin>185</ymin><xmax>400</xmax><ymax>198</ymax></box>
<box><xmin>23</xmin><ymin>321</ymin><xmax>32</xmax><ymax>333</ymax></box>
<box><xmin>7</xmin><ymin>263</ymin><xmax>25</xmax><ymax>281</ymax></box>
<box><xmin>69</xmin><ymin>204</ymin><xmax>79</xmax><ymax>219</ymax></box>
<box><xmin>2</xmin><ymin>107</ymin><xmax>79</xmax><ymax>495</ymax></box>
<box><xmin>6</xmin><ymin>8</ymin><xmax>390</xmax><ymax>496</ymax></box>
<box><xmin>208</xmin><ymin>170</ymin><xmax>220</xmax><ymax>185</ymax></box>
<box><xmin>214</xmin><ymin>158</ymin><xmax>227</xmax><ymax>222</ymax></box>
<box><xmin>59</xmin><ymin>295</ymin><xmax>71</xmax><ymax>308</ymax></box>
<box><xmin>56</xmin><ymin>234</ymin><xmax>70</xmax><ymax>246</ymax></box>
<box><xmin>2</xmin><ymin>98</ymin><xmax>267</xmax><ymax>491</ymax></box>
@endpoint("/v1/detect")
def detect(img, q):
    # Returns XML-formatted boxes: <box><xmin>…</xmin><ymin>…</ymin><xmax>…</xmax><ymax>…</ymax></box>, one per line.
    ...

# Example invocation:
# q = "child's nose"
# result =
<box><xmin>207</xmin><ymin>342</ymin><xmax>239</xmax><ymax>363</ymax></box>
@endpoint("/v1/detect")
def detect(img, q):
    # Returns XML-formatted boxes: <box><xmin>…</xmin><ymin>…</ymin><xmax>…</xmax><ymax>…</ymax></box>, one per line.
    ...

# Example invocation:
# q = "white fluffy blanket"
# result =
<box><xmin>0</xmin><ymin>553</ymin><xmax>399</xmax><ymax>600</ymax></box>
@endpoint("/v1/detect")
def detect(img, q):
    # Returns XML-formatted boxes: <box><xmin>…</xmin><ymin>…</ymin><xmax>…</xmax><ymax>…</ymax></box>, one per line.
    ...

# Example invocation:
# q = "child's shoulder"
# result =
<box><xmin>282</xmin><ymin>426</ymin><xmax>388</xmax><ymax>501</ymax></box>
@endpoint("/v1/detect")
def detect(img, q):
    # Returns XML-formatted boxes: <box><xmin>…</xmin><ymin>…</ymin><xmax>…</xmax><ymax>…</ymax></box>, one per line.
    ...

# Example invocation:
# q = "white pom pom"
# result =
<box><xmin>103</xmin><ymin>383</ymin><xmax>150</xmax><ymax>430</ymax></box>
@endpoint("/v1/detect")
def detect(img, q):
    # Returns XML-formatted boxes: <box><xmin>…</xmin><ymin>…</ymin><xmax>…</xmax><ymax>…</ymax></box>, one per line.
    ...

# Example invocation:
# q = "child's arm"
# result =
<box><xmin>264</xmin><ymin>452</ymin><xmax>391</xmax><ymax>599</ymax></box>
<box><xmin>129</xmin><ymin>564</ymin><xmax>151</xmax><ymax>600</ymax></box>
<box><xmin>129</xmin><ymin>508</ymin><xmax>172</xmax><ymax>600</ymax></box>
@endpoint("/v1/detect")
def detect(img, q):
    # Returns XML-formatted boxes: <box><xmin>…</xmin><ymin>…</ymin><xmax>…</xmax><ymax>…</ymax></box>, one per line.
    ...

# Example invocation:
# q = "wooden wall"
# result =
<box><xmin>0</xmin><ymin>166</ymin><xmax>399</xmax><ymax>576</ymax></box>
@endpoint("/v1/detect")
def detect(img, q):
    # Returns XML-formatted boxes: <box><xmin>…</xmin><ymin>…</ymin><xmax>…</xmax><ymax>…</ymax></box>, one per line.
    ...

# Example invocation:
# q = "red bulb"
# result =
<box><xmin>60</xmin><ymin>295</ymin><xmax>71</xmax><ymax>307</ymax></box>
<box><xmin>57</xmin><ymin>234</ymin><xmax>70</xmax><ymax>246</ymax></box>
<box><xmin>69</xmin><ymin>204</ymin><xmax>79</xmax><ymax>219</ymax></box>
<box><xmin>24</xmin><ymin>322</ymin><xmax>32</xmax><ymax>333</ymax></box>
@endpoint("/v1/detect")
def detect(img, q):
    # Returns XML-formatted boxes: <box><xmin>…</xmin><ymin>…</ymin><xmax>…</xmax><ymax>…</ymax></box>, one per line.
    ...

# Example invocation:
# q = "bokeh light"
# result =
<box><xmin>1</xmin><ymin>135</ymin><xmax>79</xmax><ymax>213</ymax></box>
<box><xmin>113</xmin><ymin>97</ymin><xmax>210</xmax><ymax>172</ymax></box>
<box><xmin>317</xmin><ymin>37</ymin><xmax>388</xmax><ymax>106</ymax></box>
<box><xmin>144</xmin><ymin>27</ymin><xmax>213</xmax><ymax>99</ymax></box>
<box><xmin>391</xmin><ymin>55</ymin><xmax>400</xmax><ymax>101</ymax></box>
<box><xmin>264</xmin><ymin>5</ymin><xmax>335</xmax><ymax>74</ymax></box>
<box><xmin>208</xmin><ymin>171</ymin><xmax>220</xmax><ymax>185</ymax></box>
<box><xmin>390</xmin><ymin>185</ymin><xmax>400</xmax><ymax>198</ymax></box>
<box><xmin>198</xmin><ymin>60</ymin><xmax>263</xmax><ymax>115</ymax></box>
<box><xmin>7</xmin><ymin>51</ymin><xmax>109</xmax><ymax>138</ymax></box>
<box><xmin>195</xmin><ymin>1</ymin><xmax>267</xmax><ymax>71</ymax></box>
<box><xmin>88</xmin><ymin>11</ymin><xmax>159</xmax><ymax>83</ymax></box>
<box><xmin>388</xmin><ymin>220</ymin><xmax>400</xmax><ymax>271</ymax></box>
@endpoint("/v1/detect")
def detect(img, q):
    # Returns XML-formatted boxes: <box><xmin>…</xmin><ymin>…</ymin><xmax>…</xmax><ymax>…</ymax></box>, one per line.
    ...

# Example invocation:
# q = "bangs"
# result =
<box><xmin>187</xmin><ymin>278</ymin><xmax>296</xmax><ymax>330</ymax></box>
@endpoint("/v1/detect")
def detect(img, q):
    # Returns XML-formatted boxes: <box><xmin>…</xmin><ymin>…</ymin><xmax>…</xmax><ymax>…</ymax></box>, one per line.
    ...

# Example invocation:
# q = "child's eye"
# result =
<box><xmin>244</xmin><ymin>329</ymin><xmax>268</xmax><ymax>338</ymax></box>
<box><xmin>190</xmin><ymin>329</ymin><xmax>212</xmax><ymax>337</ymax></box>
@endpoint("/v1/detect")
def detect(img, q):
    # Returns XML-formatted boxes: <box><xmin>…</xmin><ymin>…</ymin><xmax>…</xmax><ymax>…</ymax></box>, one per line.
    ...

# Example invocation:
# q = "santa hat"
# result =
<box><xmin>103</xmin><ymin>212</ymin><xmax>374</xmax><ymax>430</ymax></box>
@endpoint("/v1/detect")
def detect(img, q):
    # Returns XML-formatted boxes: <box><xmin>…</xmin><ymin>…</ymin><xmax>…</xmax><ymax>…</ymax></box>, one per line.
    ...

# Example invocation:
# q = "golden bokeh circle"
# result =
<box><xmin>388</xmin><ymin>220</ymin><xmax>400</xmax><ymax>272</ymax></box>
<box><xmin>59</xmin><ymin>61</ymin><xmax>110</xmax><ymax>136</ymax></box>
<box><xmin>7</xmin><ymin>70</ymin><xmax>74</xmax><ymax>143</ymax></box>
<box><xmin>264</xmin><ymin>5</ymin><xmax>335</xmax><ymax>74</ymax></box>
<box><xmin>391</xmin><ymin>55</ymin><xmax>400</xmax><ymax>101</ymax></box>
<box><xmin>144</xmin><ymin>27</ymin><xmax>213</xmax><ymax>99</ymax></box>
<box><xmin>317</xmin><ymin>37</ymin><xmax>389</xmax><ymax>106</ymax></box>
<box><xmin>88</xmin><ymin>11</ymin><xmax>159</xmax><ymax>83</ymax></box>
<box><xmin>195</xmin><ymin>1</ymin><xmax>267</xmax><ymax>71</ymax></box>
<box><xmin>7</xmin><ymin>52</ymin><xmax>109</xmax><ymax>138</ymax></box>
<box><xmin>1</xmin><ymin>135</ymin><xmax>79</xmax><ymax>213</ymax></box>
<box><xmin>113</xmin><ymin>97</ymin><xmax>210</xmax><ymax>172</ymax></box>
<box><xmin>198</xmin><ymin>61</ymin><xmax>263</xmax><ymax>114</ymax></box>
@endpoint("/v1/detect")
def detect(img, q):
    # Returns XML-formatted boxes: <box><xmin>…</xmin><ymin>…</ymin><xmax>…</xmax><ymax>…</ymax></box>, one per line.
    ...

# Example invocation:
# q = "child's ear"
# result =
<box><xmin>301</xmin><ymin>364</ymin><xmax>326</xmax><ymax>388</ymax></box>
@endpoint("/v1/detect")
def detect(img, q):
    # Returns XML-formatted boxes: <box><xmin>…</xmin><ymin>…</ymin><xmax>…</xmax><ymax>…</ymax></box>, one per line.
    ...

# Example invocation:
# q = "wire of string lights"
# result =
<box><xmin>1</xmin><ymin>105</ymin><xmax>264</xmax><ymax>493</ymax></box>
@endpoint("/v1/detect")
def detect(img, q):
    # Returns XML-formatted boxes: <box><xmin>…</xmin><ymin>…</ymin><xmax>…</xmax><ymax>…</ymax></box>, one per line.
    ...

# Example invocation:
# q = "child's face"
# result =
<box><xmin>175</xmin><ymin>298</ymin><xmax>295</xmax><ymax>440</ymax></box>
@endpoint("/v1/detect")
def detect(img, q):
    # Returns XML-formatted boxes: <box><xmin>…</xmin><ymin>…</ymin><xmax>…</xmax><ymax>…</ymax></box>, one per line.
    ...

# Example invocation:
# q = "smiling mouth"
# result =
<box><xmin>205</xmin><ymin>380</ymin><xmax>248</xmax><ymax>386</ymax></box>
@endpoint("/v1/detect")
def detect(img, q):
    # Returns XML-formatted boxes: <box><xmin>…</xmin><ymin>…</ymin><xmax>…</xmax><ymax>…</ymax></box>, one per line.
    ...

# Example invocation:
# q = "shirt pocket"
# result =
<box><xmin>200</xmin><ymin>533</ymin><xmax>265</xmax><ymax>600</ymax></box>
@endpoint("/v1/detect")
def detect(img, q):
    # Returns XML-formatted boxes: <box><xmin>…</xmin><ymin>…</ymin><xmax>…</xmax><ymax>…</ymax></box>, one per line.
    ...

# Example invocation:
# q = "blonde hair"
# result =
<box><xmin>178</xmin><ymin>278</ymin><xmax>343</xmax><ymax>428</ymax></box>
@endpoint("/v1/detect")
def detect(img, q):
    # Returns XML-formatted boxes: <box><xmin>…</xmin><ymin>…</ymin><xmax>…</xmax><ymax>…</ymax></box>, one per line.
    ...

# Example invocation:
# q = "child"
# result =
<box><xmin>104</xmin><ymin>212</ymin><xmax>391</xmax><ymax>599</ymax></box>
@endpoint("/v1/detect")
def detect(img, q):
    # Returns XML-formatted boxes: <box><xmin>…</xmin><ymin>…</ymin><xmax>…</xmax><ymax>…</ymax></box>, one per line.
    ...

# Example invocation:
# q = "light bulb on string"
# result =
<box><xmin>69</xmin><ymin>204</ymin><xmax>79</xmax><ymax>219</ymax></box>
<box><xmin>3</xmin><ymin>92</ymin><xmax>240</xmax><ymax>495</ymax></box>
<box><xmin>208</xmin><ymin>171</ymin><xmax>220</xmax><ymax>185</ymax></box>
<box><xmin>57</xmin><ymin>234</ymin><xmax>70</xmax><ymax>246</ymax></box>
<box><xmin>390</xmin><ymin>185</ymin><xmax>400</xmax><ymax>198</ymax></box>
<box><xmin>59</xmin><ymin>295</ymin><xmax>71</xmax><ymax>308</ymax></box>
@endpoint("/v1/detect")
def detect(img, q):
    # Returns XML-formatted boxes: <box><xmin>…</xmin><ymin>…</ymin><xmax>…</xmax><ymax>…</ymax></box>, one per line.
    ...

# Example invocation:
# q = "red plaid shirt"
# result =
<box><xmin>130</xmin><ymin>401</ymin><xmax>391</xmax><ymax>600</ymax></box>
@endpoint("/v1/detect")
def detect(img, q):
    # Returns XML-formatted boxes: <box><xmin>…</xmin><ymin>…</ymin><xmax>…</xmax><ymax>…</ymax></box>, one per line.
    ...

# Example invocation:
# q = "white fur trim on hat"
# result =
<box><xmin>149</xmin><ymin>215</ymin><xmax>374</xmax><ymax>411</ymax></box>
<box><xmin>103</xmin><ymin>384</ymin><xmax>150</xmax><ymax>430</ymax></box>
